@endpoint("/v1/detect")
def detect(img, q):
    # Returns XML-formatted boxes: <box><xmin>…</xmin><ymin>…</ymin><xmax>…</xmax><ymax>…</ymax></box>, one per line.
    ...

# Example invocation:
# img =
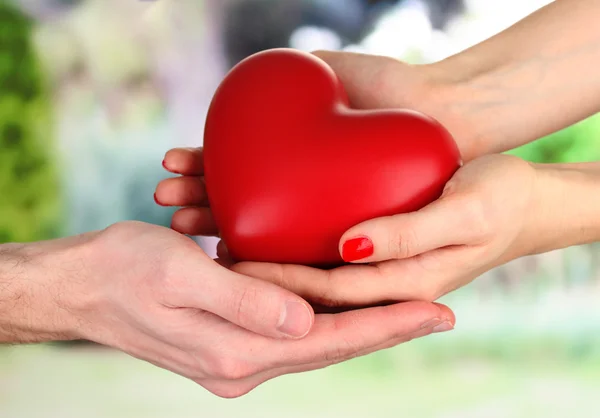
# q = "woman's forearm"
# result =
<box><xmin>432</xmin><ymin>0</ymin><xmax>600</xmax><ymax>160</ymax></box>
<box><xmin>528</xmin><ymin>161</ymin><xmax>600</xmax><ymax>256</ymax></box>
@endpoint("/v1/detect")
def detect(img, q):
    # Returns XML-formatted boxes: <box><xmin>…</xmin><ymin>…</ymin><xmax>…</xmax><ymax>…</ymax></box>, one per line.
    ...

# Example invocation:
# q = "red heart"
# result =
<box><xmin>204</xmin><ymin>49</ymin><xmax>461</xmax><ymax>267</ymax></box>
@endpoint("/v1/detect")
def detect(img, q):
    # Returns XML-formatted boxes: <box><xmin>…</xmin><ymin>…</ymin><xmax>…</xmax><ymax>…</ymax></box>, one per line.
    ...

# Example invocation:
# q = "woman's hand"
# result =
<box><xmin>235</xmin><ymin>154</ymin><xmax>600</xmax><ymax>308</ymax></box>
<box><xmin>155</xmin><ymin>147</ymin><xmax>218</xmax><ymax>237</ymax></box>
<box><xmin>234</xmin><ymin>154</ymin><xmax>548</xmax><ymax>305</ymax></box>
<box><xmin>310</xmin><ymin>51</ymin><xmax>481</xmax><ymax>161</ymax></box>
<box><xmin>315</xmin><ymin>0</ymin><xmax>600</xmax><ymax>163</ymax></box>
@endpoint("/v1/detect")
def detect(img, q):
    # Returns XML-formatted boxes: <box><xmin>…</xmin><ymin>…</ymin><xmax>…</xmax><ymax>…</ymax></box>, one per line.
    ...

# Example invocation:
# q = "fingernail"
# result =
<box><xmin>341</xmin><ymin>237</ymin><xmax>374</xmax><ymax>262</ymax></box>
<box><xmin>277</xmin><ymin>301</ymin><xmax>312</xmax><ymax>338</ymax></box>
<box><xmin>432</xmin><ymin>321</ymin><xmax>454</xmax><ymax>333</ymax></box>
<box><xmin>162</xmin><ymin>159</ymin><xmax>181</xmax><ymax>174</ymax></box>
<box><xmin>153</xmin><ymin>193</ymin><xmax>163</xmax><ymax>206</ymax></box>
<box><xmin>420</xmin><ymin>318</ymin><xmax>441</xmax><ymax>330</ymax></box>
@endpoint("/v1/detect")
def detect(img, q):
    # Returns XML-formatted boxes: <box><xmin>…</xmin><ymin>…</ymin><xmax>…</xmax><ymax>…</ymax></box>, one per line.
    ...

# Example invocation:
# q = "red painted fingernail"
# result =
<box><xmin>154</xmin><ymin>193</ymin><xmax>163</xmax><ymax>206</ymax></box>
<box><xmin>341</xmin><ymin>237</ymin><xmax>374</xmax><ymax>262</ymax></box>
<box><xmin>162</xmin><ymin>159</ymin><xmax>168</xmax><ymax>170</ymax></box>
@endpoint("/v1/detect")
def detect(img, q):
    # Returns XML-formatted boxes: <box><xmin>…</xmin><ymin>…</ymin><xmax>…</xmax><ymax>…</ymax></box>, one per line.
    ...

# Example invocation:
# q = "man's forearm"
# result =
<box><xmin>0</xmin><ymin>241</ymin><xmax>80</xmax><ymax>344</ymax></box>
<box><xmin>433</xmin><ymin>0</ymin><xmax>600</xmax><ymax>160</ymax></box>
<box><xmin>527</xmin><ymin>161</ymin><xmax>600</xmax><ymax>256</ymax></box>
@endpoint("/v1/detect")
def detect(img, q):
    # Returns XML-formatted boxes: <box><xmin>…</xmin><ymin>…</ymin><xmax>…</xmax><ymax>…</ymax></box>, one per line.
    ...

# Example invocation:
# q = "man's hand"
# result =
<box><xmin>0</xmin><ymin>220</ymin><xmax>455</xmax><ymax>398</ymax></box>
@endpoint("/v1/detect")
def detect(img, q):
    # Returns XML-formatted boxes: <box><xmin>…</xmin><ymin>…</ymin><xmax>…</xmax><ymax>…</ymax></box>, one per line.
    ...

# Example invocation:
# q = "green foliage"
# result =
<box><xmin>508</xmin><ymin>113</ymin><xmax>600</xmax><ymax>163</ymax></box>
<box><xmin>0</xmin><ymin>2</ymin><xmax>62</xmax><ymax>243</ymax></box>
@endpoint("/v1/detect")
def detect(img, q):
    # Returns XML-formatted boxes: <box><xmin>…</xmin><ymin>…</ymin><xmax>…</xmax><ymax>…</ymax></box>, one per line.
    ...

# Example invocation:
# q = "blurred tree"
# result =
<box><xmin>0</xmin><ymin>1</ymin><xmax>62</xmax><ymax>243</ymax></box>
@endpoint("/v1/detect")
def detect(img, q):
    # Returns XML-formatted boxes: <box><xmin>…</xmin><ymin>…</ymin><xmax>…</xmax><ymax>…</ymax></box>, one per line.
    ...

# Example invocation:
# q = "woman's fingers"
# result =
<box><xmin>234</xmin><ymin>247</ymin><xmax>474</xmax><ymax>306</ymax></box>
<box><xmin>162</xmin><ymin>147</ymin><xmax>204</xmax><ymax>176</ymax></box>
<box><xmin>339</xmin><ymin>194</ymin><xmax>490</xmax><ymax>263</ymax></box>
<box><xmin>155</xmin><ymin>176</ymin><xmax>208</xmax><ymax>207</ymax></box>
<box><xmin>171</xmin><ymin>207</ymin><xmax>219</xmax><ymax>236</ymax></box>
<box><xmin>157</xmin><ymin>147</ymin><xmax>221</xmax><ymax>237</ymax></box>
<box><xmin>157</xmin><ymin>147</ymin><xmax>219</xmax><ymax>236</ymax></box>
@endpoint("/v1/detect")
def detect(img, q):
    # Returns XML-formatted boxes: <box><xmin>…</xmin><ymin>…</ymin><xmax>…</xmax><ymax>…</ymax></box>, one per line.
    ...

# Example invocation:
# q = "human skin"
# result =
<box><xmin>0</xmin><ymin>219</ymin><xmax>454</xmax><ymax>398</ymax></box>
<box><xmin>311</xmin><ymin>0</ymin><xmax>600</xmax><ymax>162</ymax></box>
<box><xmin>158</xmin><ymin>146</ymin><xmax>600</xmax><ymax>305</ymax></box>
<box><xmin>159</xmin><ymin>0</ymin><xmax>600</xmax><ymax>306</ymax></box>
<box><xmin>235</xmin><ymin>155</ymin><xmax>600</xmax><ymax>305</ymax></box>
<box><xmin>9</xmin><ymin>0</ymin><xmax>597</xmax><ymax>400</ymax></box>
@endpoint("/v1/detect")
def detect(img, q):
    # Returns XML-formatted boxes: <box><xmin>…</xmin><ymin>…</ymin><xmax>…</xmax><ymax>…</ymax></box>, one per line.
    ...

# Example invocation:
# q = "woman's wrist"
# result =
<box><xmin>413</xmin><ymin>62</ymin><xmax>490</xmax><ymax>162</ymax></box>
<box><xmin>421</xmin><ymin>0</ymin><xmax>600</xmax><ymax>162</ymax></box>
<box><xmin>524</xmin><ymin>162</ymin><xmax>600</xmax><ymax>256</ymax></box>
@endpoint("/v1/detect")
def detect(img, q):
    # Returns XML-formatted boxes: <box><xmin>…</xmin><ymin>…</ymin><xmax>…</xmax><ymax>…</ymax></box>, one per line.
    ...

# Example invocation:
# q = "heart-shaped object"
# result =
<box><xmin>204</xmin><ymin>48</ymin><xmax>461</xmax><ymax>267</ymax></box>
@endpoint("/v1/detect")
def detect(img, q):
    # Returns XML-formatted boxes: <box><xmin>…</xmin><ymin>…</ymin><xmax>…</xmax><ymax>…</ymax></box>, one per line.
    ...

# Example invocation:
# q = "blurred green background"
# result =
<box><xmin>1</xmin><ymin>0</ymin><xmax>600</xmax><ymax>417</ymax></box>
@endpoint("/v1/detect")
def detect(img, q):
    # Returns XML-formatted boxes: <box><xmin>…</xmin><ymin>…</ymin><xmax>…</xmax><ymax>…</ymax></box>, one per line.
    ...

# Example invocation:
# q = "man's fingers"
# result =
<box><xmin>171</xmin><ymin>207</ymin><xmax>219</xmax><ymax>236</ymax></box>
<box><xmin>199</xmin><ymin>317</ymin><xmax>450</xmax><ymax>398</ymax></box>
<box><xmin>171</xmin><ymin>298</ymin><xmax>453</xmax><ymax>398</ymax></box>
<box><xmin>195</xmin><ymin>300</ymin><xmax>453</xmax><ymax>398</ymax></box>
<box><xmin>162</xmin><ymin>147</ymin><xmax>204</xmax><ymax>175</ymax></box>
<box><xmin>167</xmin><ymin>263</ymin><xmax>315</xmax><ymax>340</ymax></box>
<box><xmin>339</xmin><ymin>195</ymin><xmax>489</xmax><ymax>263</ymax></box>
<box><xmin>272</xmin><ymin>301</ymin><xmax>453</xmax><ymax>367</ymax></box>
<box><xmin>155</xmin><ymin>176</ymin><xmax>208</xmax><ymax>207</ymax></box>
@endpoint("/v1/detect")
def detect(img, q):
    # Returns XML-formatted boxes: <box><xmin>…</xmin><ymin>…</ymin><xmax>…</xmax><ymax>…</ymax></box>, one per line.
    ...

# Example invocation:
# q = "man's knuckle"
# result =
<box><xmin>230</xmin><ymin>286</ymin><xmax>260</xmax><ymax>326</ymax></box>
<box><xmin>325</xmin><ymin>337</ymin><xmax>362</xmax><ymax>364</ymax></box>
<box><xmin>323</xmin><ymin>345</ymin><xmax>344</xmax><ymax>363</ymax></box>
<box><xmin>323</xmin><ymin>318</ymin><xmax>365</xmax><ymax>363</ymax></box>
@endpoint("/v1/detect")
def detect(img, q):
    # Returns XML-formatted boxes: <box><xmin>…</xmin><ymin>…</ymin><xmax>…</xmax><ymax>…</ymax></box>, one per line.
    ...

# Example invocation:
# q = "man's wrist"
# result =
<box><xmin>0</xmin><ymin>239</ymin><xmax>86</xmax><ymax>344</ymax></box>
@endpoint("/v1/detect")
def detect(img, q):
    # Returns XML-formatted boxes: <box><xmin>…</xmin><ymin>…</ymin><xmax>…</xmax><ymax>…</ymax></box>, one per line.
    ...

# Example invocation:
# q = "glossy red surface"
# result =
<box><xmin>341</xmin><ymin>237</ymin><xmax>374</xmax><ymax>262</ymax></box>
<box><xmin>204</xmin><ymin>48</ymin><xmax>461</xmax><ymax>266</ymax></box>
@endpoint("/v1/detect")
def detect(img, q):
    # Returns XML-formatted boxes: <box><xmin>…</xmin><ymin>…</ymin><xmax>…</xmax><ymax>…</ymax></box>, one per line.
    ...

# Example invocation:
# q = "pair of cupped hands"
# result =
<box><xmin>100</xmin><ymin>52</ymin><xmax>538</xmax><ymax>398</ymax></box>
